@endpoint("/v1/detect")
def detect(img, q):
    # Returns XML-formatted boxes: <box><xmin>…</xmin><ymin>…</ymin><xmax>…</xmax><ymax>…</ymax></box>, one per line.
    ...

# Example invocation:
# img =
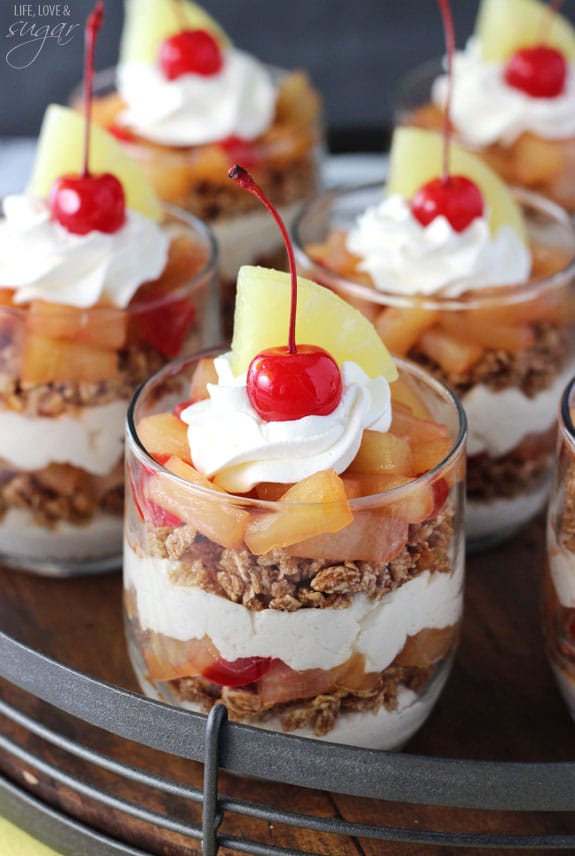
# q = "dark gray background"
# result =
<box><xmin>1</xmin><ymin>1</ymin><xmax>575</xmax><ymax>145</ymax></box>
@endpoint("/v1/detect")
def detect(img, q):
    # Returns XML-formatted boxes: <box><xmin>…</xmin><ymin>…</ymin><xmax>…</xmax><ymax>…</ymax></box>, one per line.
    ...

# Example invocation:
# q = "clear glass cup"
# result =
<box><xmin>292</xmin><ymin>183</ymin><xmax>575</xmax><ymax>551</ymax></box>
<box><xmin>544</xmin><ymin>376</ymin><xmax>575</xmax><ymax>719</ymax></box>
<box><xmin>393</xmin><ymin>58</ymin><xmax>575</xmax><ymax>215</ymax></box>
<box><xmin>0</xmin><ymin>207</ymin><xmax>218</xmax><ymax>577</ymax></box>
<box><xmin>124</xmin><ymin>348</ymin><xmax>466</xmax><ymax>750</ymax></box>
<box><xmin>72</xmin><ymin>67</ymin><xmax>325</xmax><ymax>336</ymax></box>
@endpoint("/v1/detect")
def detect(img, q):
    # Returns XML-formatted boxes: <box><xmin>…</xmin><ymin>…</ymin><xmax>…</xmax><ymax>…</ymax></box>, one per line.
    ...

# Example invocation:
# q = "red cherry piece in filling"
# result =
<box><xmin>247</xmin><ymin>345</ymin><xmax>343</xmax><ymax>422</ymax></box>
<box><xmin>49</xmin><ymin>173</ymin><xmax>126</xmax><ymax>236</ymax></box>
<box><xmin>410</xmin><ymin>175</ymin><xmax>485</xmax><ymax>233</ymax></box>
<box><xmin>135</xmin><ymin>297</ymin><xmax>196</xmax><ymax>358</ymax></box>
<box><xmin>202</xmin><ymin>655</ymin><xmax>272</xmax><ymax>688</ymax></box>
<box><xmin>504</xmin><ymin>46</ymin><xmax>567</xmax><ymax>98</ymax></box>
<box><xmin>160</xmin><ymin>29</ymin><xmax>223</xmax><ymax>80</ymax></box>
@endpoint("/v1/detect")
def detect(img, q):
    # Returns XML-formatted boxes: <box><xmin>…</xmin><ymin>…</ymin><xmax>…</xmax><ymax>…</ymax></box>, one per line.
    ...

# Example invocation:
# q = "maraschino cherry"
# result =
<box><xmin>49</xmin><ymin>1</ymin><xmax>126</xmax><ymax>236</ymax></box>
<box><xmin>504</xmin><ymin>0</ymin><xmax>567</xmax><ymax>98</ymax></box>
<box><xmin>228</xmin><ymin>165</ymin><xmax>343</xmax><ymax>423</ymax></box>
<box><xmin>159</xmin><ymin>0</ymin><xmax>223</xmax><ymax>80</ymax></box>
<box><xmin>410</xmin><ymin>0</ymin><xmax>485</xmax><ymax>233</ymax></box>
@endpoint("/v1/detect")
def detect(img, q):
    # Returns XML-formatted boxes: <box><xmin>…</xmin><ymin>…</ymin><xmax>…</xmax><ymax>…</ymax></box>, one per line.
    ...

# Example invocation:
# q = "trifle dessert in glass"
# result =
<box><xmin>123</xmin><ymin>167</ymin><xmax>466</xmax><ymax>750</ymax></box>
<box><xmin>395</xmin><ymin>0</ymin><xmax>575</xmax><ymax>213</ymax></box>
<box><xmin>0</xmin><ymin>6</ymin><xmax>217</xmax><ymax>576</ymax></box>
<box><xmin>544</xmin><ymin>376</ymin><xmax>575</xmax><ymax>719</ymax></box>
<box><xmin>294</xmin><ymin>125</ymin><xmax>575</xmax><ymax>549</ymax></box>
<box><xmin>82</xmin><ymin>0</ymin><xmax>323</xmax><ymax>332</ymax></box>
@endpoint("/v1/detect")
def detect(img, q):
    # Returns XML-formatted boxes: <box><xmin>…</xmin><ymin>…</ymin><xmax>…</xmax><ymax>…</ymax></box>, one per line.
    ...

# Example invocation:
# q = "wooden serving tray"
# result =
<box><xmin>0</xmin><ymin>513</ymin><xmax>575</xmax><ymax>855</ymax></box>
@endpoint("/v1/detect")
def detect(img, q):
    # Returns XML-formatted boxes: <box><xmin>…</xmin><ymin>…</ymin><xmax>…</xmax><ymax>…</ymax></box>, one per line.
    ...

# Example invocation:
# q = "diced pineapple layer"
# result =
<box><xmin>476</xmin><ymin>0</ymin><xmax>575</xmax><ymax>62</ymax></box>
<box><xmin>119</xmin><ymin>0</ymin><xmax>230</xmax><ymax>66</ymax></box>
<box><xmin>231</xmin><ymin>266</ymin><xmax>398</xmax><ymax>381</ymax></box>
<box><xmin>386</xmin><ymin>127</ymin><xmax>527</xmax><ymax>243</ymax></box>
<box><xmin>27</xmin><ymin>105</ymin><xmax>162</xmax><ymax>221</ymax></box>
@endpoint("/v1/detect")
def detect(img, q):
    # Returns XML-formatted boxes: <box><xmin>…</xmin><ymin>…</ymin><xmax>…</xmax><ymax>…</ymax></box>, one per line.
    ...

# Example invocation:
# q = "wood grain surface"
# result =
<box><xmin>0</xmin><ymin>513</ymin><xmax>574</xmax><ymax>856</ymax></box>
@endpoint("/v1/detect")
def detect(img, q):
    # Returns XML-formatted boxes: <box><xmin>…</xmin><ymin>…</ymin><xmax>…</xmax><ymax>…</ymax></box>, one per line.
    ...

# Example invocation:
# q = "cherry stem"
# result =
<box><xmin>540</xmin><ymin>0</ymin><xmax>566</xmax><ymax>44</ymax></box>
<box><xmin>170</xmin><ymin>0</ymin><xmax>189</xmax><ymax>32</ymax></box>
<box><xmin>228</xmin><ymin>165</ymin><xmax>298</xmax><ymax>354</ymax></box>
<box><xmin>82</xmin><ymin>0</ymin><xmax>104</xmax><ymax>178</ymax></box>
<box><xmin>437</xmin><ymin>0</ymin><xmax>456</xmax><ymax>184</ymax></box>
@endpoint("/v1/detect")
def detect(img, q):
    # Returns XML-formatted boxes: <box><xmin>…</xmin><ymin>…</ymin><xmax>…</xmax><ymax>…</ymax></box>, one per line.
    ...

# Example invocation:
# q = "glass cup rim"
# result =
<box><xmin>292</xmin><ymin>180</ymin><xmax>575</xmax><ymax>312</ymax></box>
<box><xmin>126</xmin><ymin>346</ymin><xmax>467</xmax><ymax>511</ymax></box>
<box><xmin>560</xmin><ymin>375</ymin><xmax>575</xmax><ymax>446</ymax></box>
<box><xmin>391</xmin><ymin>55</ymin><xmax>444</xmax><ymax>109</ymax></box>
<box><xmin>0</xmin><ymin>201</ymin><xmax>218</xmax><ymax>317</ymax></box>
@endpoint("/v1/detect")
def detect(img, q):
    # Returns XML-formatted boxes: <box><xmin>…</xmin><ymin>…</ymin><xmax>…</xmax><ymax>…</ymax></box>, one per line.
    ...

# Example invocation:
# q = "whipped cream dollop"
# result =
<box><xmin>432</xmin><ymin>37</ymin><xmax>575</xmax><ymax>146</ymax></box>
<box><xmin>0</xmin><ymin>195</ymin><xmax>169</xmax><ymax>309</ymax></box>
<box><xmin>346</xmin><ymin>194</ymin><xmax>531</xmax><ymax>297</ymax></box>
<box><xmin>180</xmin><ymin>352</ymin><xmax>392</xmax><ymax>493</ymax></box>
<box><xmin>117</xmin><ymin>48</ymin><xmax>277</xmax><ymax>147</ymax></box>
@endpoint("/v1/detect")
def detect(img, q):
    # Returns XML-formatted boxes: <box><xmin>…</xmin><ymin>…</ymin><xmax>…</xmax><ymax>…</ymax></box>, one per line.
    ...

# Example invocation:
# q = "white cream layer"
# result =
<box><xmin>464</xmin><ymin>365</ymin><xmax>574</xmax><ymax>458</ymax></box>
<box><xmin>0</xmin><ymin>400</ymin><xmax>126</xmax><ymax>476</ymax></box>
<box><xmin>0</xmin><ymin>508</ymin><xmax>123</xmax><ymax>563</ymax></box>
<box><xmin>0</xmin><ymin>195</ymin><xmax>169</xmax><ymax>309</ymax></box>
<box><xmin>181</xmin><ymin>355</ymin><xmax>392</xmax><ymax>493</ymax></box>
<box><xmin>346</xmin><ymin>194</ymin><xmax>530</xmax><ymax>297</ymax></box>
<box><xmin>117</xmin><ymin>50</ymin><xmax>276</xmax><ymax>147</ymax></box>
<box><xmin>124</xmin><ymin>541</ymin><xmax>464</xmax><ymax>673</ymax></box>
<box><xmin>432</xmin><ymin>37</ymin><xmax>575</xmax><ymax>147</ymax></box>
<box><xmin>466</xmin><ymin>480</ymin><xmax>550</xmax><ymax>541</ymax></box>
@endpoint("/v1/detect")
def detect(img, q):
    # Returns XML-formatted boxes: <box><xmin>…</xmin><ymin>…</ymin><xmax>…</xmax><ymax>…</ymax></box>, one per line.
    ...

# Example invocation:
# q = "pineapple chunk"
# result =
<box><xmin>291</xmin><ymin>509</ymin><xmax>409</xmax><ymax>564</ymax></box>
<box><xmin>27</xmin><ymin>105</ymin><xmax>162</xmax><ymax>221</ymax></box>
<box><xmin>387</xmin><ymin>127</ymin><xmax>527</xmax><ymax>243</ymax></box>
<box><xmin>341</xmin><ymin>472</ymin><xmax>434</xmax><ymax>523</ymax></box>
<box><xmin>375</xmin><ymin>306</ymin><xmax>439</xmax><ymax>356</ymax></box>
<box><xmin>476</xmin><ymin>0</ymin><xmax>575</xmax><ymax>62</ymax></box>
<box><xmin>396</xmin><ymin>625</ymin><xmax>459</xmax><ymax>668</ymax></box>
<box><xmin>411</xmin><ymin>438</ymin><xmax>454</xmax><ymax>476</ymax></box>
<box><xmin>119</xmin><ymin>0</ymin><xmax>230</xmax><ymax>66</ymax></box>
<box><xmin>418</xmin><ymin>328</ymin><xmax>484</xmax><ymax>375</ymax></box>
<box><xmin>231</xmin><ymin>266</ymin><xmax>397</xmax><ymax>382</ymax></box>
<box><xmin>137</xmin><ymin>414</ymin><xmax>191</xmax><ymax>463</ymax></box>
<box><xmin>21</xmin><ymin>334</ymin><xmax>118</xmax><ymax>384</ymax></box>
<box><xmin>244</xmin><ymin>470</ymin><xmax>353</xmax><ymax>555</ymax></box>
<box><xmin>27</xmin><ymin>301</ymin><xmax>127</xmax><ymax>350</ymax></box>
<box><xmin>348</xmin><ymin>430</ymin><xmax>413</xmax><ymax>477</ymax></box>
<box><xmin>390</xmin><ymin>406</ymin><xmax>449</xmax><ymax>444</ymax></box>
<box><xmin>147</xmin><ymin>456</ymin><xmax>249</xmax><ymax>549</ymax></box>
<box><xmin>390</xmin><ymin>377</ymin><xmax>432</xmax><ymax>420</ymax></box>
<box><xmin>188</xmin><ymin>357</ymin><xmax>218</xmax><ymax>402</ymax></box>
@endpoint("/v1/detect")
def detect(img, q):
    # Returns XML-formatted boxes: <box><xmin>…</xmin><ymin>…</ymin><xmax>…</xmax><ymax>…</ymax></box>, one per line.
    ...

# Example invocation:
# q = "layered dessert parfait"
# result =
<box><xmin>544</xmin><ymin>377</ymin><xmax>575</xmax><ymax>719</ymax></box>
<box><xmin>83</xmin><ymin>0</ymin><xmax>323</xmax><ymax>331</ymax></box>
<box><xmin>397</xmin><ymin>0</ymin><xmax>575</xmax><ymax>212</ymax></box>
<box><xmin>0</xmin><ymin>5</ymin><xmax>216</xmax><ymax>576</ymax></box>
<box><xmin>294</xmin><ymin>125</ymin><xmax>575</xmax><ymax>549</ymax></box>
<box><xmin>123</xmin><ymin>167</ymin><xmax>466</xmax><ymax>749</ymax></box>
